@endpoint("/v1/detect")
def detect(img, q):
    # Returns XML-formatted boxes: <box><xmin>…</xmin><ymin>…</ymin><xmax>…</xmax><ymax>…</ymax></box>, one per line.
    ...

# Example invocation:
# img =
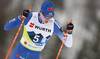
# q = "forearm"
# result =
<box><xmin>55</xmin><ymin>31</ymin><xmax>73</xmax><ymax>48</ymax></box>
<box><xmin>64</xmin><ymin>34</ymin><xmax>73</xmax><ymax>47</ymax></box>
<box><xmin>4</xmin><ymin>12</ymin><xmax>32</xmax><ymax>31</ymax></box>
<box><xmin>4</xmin><ymin>16</ymin><xmax>23</xmax><ymax>31</ymax></box>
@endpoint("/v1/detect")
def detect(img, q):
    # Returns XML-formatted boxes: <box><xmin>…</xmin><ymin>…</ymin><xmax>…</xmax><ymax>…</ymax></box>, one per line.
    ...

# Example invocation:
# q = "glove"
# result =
<box><xmin>22</xmin><ymin>10</ymin><xmax>30</xmax><ymax>17</ymax></box>
<box><xmin>66</xmin><ymin>23</ymin><xmax>74</xmax><ymax>34</ymax></box>
<box><xmin>20</xmin><ymin>10</ymin><xmax>30</xmax><ymax>19</ymax></box>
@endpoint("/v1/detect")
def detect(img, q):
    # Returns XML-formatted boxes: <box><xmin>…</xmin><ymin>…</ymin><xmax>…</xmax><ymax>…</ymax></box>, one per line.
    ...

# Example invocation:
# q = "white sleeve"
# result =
<box><xmin>64</xmin><ymin>34</ymin><xmax>73</xmax><ymax>48</ymax></box>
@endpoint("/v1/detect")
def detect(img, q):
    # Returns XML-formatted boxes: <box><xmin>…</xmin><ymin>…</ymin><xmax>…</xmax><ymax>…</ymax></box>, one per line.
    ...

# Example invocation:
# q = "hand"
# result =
<box><xmin>20</xmin><ymin>10</ymin><xmax>30</xmax><ymax>19</ymax></box>
<box><xmin>22</xmin><ymin>10</ymin><xmax>30</xmax><ymax>17</ymax></box>
<box><xmin>66</xmin><ymin>22</ymin><xmax>74</xmax><ymax>34</ymax></box>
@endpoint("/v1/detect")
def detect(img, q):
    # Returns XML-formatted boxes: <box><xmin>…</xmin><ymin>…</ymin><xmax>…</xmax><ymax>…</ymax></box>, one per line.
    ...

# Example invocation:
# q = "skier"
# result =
<box><xmin>4</xmin><ymin>1</ymin><xmax>74</xmax><ymax>59</ymax></box>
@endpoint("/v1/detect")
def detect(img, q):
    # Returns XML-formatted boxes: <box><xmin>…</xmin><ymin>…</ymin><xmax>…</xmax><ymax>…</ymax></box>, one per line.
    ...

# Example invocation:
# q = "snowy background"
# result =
<box><xmin>0</xmin><ymin>0</ymin><xmax>100</xmax><ymax>59</ymax></box>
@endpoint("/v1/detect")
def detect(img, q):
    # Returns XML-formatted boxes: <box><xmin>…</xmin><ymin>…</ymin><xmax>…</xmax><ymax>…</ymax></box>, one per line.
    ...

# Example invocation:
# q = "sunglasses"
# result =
<box><xmin>43</xmin><ymin>14</ymin><xmax>53</xmax><ymax>19</ymax></box>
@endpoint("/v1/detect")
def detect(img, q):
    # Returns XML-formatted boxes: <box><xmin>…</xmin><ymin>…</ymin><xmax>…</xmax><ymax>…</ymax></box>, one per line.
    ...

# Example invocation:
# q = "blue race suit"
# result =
<box><xmin>4</xmin><ymin>12</ymin><xmax>73</xmax><ymax>59</ymax></box>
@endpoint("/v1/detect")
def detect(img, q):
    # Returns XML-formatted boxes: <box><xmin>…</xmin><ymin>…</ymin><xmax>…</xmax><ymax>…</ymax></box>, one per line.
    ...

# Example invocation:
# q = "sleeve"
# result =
<box><xmin>53</xmin><ymin>20</ymin><xmax>73</xmax><ymax>48</ymax></box>
<box><xmin>4</xmin><ymin>13</ymin><xmax>32</xmax><ymax>31</ymax></box>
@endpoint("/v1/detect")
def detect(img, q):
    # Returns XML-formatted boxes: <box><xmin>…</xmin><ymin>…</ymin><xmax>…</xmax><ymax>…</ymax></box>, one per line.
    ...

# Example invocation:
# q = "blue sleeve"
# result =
<box><xmin>4</xmin><ymin>13</ymin><xmax>32</xmax><ymax>31</ymax></box>
<box><xmin>53</xmin><ymin>20</ymin><xmax>64</xmax><ymax>40</ymax></box>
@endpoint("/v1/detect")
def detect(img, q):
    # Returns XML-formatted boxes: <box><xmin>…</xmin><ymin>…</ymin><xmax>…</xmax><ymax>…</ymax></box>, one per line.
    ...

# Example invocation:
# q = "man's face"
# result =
<box><xmin>40</xmin><ymin>12</ymin><xmax>53</xmax><ymax>24</ymax></box>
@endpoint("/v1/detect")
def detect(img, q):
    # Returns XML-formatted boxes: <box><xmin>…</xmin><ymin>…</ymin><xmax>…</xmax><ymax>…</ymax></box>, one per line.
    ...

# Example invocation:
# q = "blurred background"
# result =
<box><xmin>0</xmin><ymin>0</ymin><xmax>100</xmax><ymax>59</ymax></box>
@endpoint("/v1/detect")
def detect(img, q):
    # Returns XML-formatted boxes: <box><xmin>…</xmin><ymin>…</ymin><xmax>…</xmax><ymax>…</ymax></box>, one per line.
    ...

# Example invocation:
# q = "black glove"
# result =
<box><xmin>22</xmin><ymin>10</ymin><xmax>30</xmax><ymax>17</ymax></box>
<box><xmin>66</xmin><ymin>23</ymin><xmax>74</xmax><ymax>34</ymax></box>
<box><xmin>19</xmin><ymin>10</ymin><xmax>30</xmax><ymax>19</ymax></box>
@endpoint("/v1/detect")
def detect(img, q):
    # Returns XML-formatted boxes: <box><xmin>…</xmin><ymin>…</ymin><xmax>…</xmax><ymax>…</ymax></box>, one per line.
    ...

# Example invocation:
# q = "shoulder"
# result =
<box><xmin>30</xmin><ymin>12</ymin><xmax>39</xmax><ymax>19</ymax></box>
<box><xmin>31</xmin><ymin>12</ymin><xmax>38</xmax><ymax>16</ymax></box>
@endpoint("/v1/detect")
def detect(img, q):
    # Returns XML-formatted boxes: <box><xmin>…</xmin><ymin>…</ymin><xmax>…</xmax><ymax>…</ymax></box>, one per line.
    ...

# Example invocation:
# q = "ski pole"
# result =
<box><xmin>56</xmin><ymin>19</ymin><xmax>72</xmax><ymax>59</ymax></box>
<box><xmin>5</xmin><ymin>7</ymin><xmax>31</xmax><ymax>59</ymax></box>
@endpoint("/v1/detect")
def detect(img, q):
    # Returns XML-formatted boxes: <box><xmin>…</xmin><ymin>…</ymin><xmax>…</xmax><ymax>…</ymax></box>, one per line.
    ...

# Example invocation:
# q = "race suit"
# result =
<box><xmin>4</xmin><ymin>12</ymin><xmax>73</xmax><ymax>59</ymax></box>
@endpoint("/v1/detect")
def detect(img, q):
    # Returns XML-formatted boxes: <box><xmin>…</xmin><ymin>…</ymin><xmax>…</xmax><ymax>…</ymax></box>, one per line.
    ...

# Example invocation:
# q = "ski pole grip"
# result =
<box><xmin>28</xmin><ymin>7</ymin><xmax>31</xmax><ymax>12</ymax></box>
<box><xmin>70</xmin><ymin>19</ymin><xmax>72</xmax><ymax>23</ymax></box>
<box><xmin>66</xmin><ymin>19</ymin><xmax>73</xmax><ymax>26</ymax></box>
